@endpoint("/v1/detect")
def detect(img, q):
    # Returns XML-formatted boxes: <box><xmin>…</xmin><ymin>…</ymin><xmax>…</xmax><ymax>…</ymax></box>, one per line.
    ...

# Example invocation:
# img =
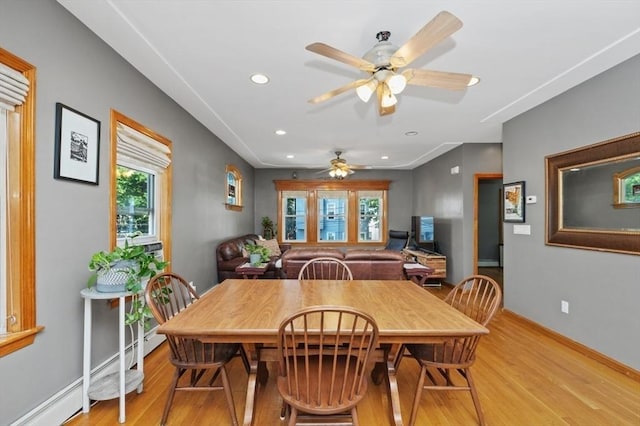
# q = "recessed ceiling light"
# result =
<box><xmin>275</xmin><ymin>129</ymin><xmax>287</xmax><ymax>135</ymax></box>
<box><xmin>286</xmin><ymin>154</ymin><xmax>294</xmax><ymax>159</ymax></box>
<box><xmin>250</xmin><ymin>73</ymin><xmax>269</xmax><ymax>84</ymax></box>
<box><xmin>467</xmin><ymin>76</ymin><xmax>480</xmax><ymax>87</ymax></box>
<box><xmin>381</xmin><ymin>155</ymin><xmax>389</xmax><ymax>160</ymax></box>
<box><xmin>405</xmin><ymin>131</ymin><xmax>418</xmax><ymax>136</ymax></box>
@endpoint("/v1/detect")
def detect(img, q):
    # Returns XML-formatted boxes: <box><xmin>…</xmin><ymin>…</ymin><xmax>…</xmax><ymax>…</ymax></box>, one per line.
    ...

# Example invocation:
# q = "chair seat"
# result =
<box><xmin>405</xmin><ymin>341</ymin><xmax>474</xmax><ymax>366</ymax></box>
<box><xmin>173</xmin><ymin>341</ymin><xmax>240</xmax><ymax>365</ymax></box>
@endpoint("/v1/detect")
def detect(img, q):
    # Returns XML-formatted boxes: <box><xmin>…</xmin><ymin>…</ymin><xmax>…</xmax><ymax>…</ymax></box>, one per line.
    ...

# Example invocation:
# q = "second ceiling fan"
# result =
<box><xmin>306</xmin><ymin>10</ymin><xmax>477</xmax><ymax>116</ymax></box>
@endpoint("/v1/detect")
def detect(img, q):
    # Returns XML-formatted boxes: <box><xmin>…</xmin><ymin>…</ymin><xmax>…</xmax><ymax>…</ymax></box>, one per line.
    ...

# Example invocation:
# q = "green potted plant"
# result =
<box><xmin>261</xmin><ymin>216</ymin><xmax>275</xmax><ymax>240</ymax></box>
<box><xmin>88</xmin><ymin>233</ymin><xmax>168</xmax><ymax>328</ymax></box>
<box><xmin>245</xmin><ymin>243</ymin><xmax>270</xmax><ymax>266</ymax></box>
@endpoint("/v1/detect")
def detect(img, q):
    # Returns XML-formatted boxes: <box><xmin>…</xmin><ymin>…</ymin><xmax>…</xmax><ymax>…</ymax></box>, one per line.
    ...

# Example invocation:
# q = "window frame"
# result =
<box><xmin>225</xmin><ymin>164</ymin><xmax>243</xmax><ymax>211</ymax></box>
<box><xmin>275</xmin><ymin>180</ymin><xmax>389</xmax><ymax>246</ymax></box>
<box><xmin>0</xmin><ymin>49</ymin><xmax>42</xmax><ymax>357</ymax></box>
<box><xmin>110</xmin><ymin>110</ymin><xmax>172</xmax><ymax>261</ymax></box>
<box><xmin>115</xmin><ymin>162</ymin><xmax>159</xmax><ymax>244</ymax></box>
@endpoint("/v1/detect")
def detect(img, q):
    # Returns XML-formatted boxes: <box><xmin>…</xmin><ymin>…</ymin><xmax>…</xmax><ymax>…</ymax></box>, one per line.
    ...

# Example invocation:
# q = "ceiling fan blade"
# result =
<box><xmin>308</xmin><ymin>78</ymin><xmax>371</xmax><ymax>104</ymax></box>
<box><xmin>306</xmin><ymin>42</ymin><xmax>376</xmax><ymax>72</ymax></box>
<box><xmin>376</xmin><ymin>84</ymin><xmax>396</xmax><ymax>116</ymax></box>
<box><xmin>403</xmin><ymin>68</ymin><xmax>473</xmax><ymax>90</ymax></box>
<box><xmin>390</xmin><ymin>11</ymin><xmax>463</xmax><ymax>68</ymax></box>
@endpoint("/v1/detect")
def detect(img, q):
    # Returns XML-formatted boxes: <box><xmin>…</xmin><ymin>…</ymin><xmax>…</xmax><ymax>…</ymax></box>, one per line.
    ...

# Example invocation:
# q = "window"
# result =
<box><xmin>282</xmin><ymin>191</ymin><xmax>307</xmax><ymax>241</ymax></box>
<box><xmin>276</xmin><ymin>180</ymin><xmax>389</xmax><ymax>246</ymax></box>
<box><xmin>358</xmin><ymin>191</ymin><xmax>383</xmax><ymax>242</ymax></box>
<box><xmin>111</xmin><ymin>110</ymin><xmax>172</xmax><ymax>257</ymax></box>
<box><xmin>225</xmin><ymin>164</ymin><xmax>243</xmax><ymax>211</ymax></box>
<box><xmin>0</xmin><ymin>49</ymin><xmax>40</xmax><ymax>357</ymax></box>
<box><xmin>613</xmin><ymin>166</ymin><xmax>640</xmax><ymax>208</ymax></box>
<box><xmin>116</xmin><ymin>165</ymin><xmax>156</xmax><ymax>239</ymax></box>
<box><xmin>318</xmin><ymin>191</ymin><xmax>347</xmax><ymax>241</ymax></box>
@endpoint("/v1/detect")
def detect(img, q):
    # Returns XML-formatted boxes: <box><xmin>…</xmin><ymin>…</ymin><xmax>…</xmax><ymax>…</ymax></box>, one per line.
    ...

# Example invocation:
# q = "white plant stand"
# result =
<box><xmin>80</xmin><ymin>287</ymin><xmax>144</xmax><ymax>423</ymax></box>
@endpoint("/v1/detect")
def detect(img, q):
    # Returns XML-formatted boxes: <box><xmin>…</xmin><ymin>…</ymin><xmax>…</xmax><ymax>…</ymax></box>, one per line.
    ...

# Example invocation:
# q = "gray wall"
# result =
<box><xmin>412</xmin><ymin>144</ymin><xmax>502</xmax><ymax>283</ymax></box>
<box><xmin>502</xmin><ymin>54</ymin><xmax>640</xmax><ymax>370</ymax></box>
<box><xmin>254</xmin><ymin>168</ymin><xmax>414</xmax><ymax>241</ymax></box>
<box><xmin>1</xmin><ymin>1</ymin><xmax>253</xmax><ymax>423</ymax></box>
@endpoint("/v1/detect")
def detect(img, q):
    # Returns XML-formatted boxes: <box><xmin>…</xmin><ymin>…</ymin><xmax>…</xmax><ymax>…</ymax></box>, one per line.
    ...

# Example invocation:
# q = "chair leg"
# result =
<box><xmin>464</xmin><ymin>368</ymin><xmax>486</xmax><ymax>426</ymax></box>
<box><xmin>220</xmin><ymin>366</ymin><xmax>239</xmax><ymax>426</ymax></box>
<box><xmin>351</xmin><ymin>407</ymin><xmax>359</xmax><ymax>426</ymax></box>
<box><xmin>409</xmin><ymin>364</ymin><xmax>428</xmax><ymax>426</ymax></box>
<box><xmin>287</xmin><ymin>407</ymin><xmax>298</xmax><ymax>426</ymax></box>
<box><xmin>161</xmin><ymin>368</ymin><xmax>181</xmax><ymax>425</ymax></box>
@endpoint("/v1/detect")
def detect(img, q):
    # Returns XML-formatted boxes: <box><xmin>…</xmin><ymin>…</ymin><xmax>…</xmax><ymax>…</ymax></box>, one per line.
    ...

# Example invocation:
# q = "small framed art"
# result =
<box><xmin>54</xmin><ymin>103</ymin><xmax>100</xmax><ymax>185</ymax></box>
<box><xmin>503</xmin><ymin>181</ymin><xmax>525</xmax><ymax>223</ymax></box>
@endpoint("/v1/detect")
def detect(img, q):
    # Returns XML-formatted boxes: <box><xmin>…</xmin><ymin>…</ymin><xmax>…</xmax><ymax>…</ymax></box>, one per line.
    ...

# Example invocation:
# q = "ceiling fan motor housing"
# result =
<box><xmin>363</xmin><ymin>32</ymin><xmax>398</xmax><ymax>69</ymax></box>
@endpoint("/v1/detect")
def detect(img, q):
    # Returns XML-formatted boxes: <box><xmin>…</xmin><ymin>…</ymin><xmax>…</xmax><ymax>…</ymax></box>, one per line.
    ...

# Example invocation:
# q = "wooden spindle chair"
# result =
<box><xmin>404</xmin><ymin>274</ymin><xmax>502</xmax><ymax>426</ymax></box>
<box><xmin>298</xmin><ymin>257</ymin><xmax>353</xmax><ymax>280</ymax></box>
<box><xmin>277</xmin><ymin>305</ymin><xmax>379</xmax><ymax>425</ymax></box>
<box><xmin>145</xmin><ymin>272</ymin><xmax>240</xmax><ymax>426</ymax></box>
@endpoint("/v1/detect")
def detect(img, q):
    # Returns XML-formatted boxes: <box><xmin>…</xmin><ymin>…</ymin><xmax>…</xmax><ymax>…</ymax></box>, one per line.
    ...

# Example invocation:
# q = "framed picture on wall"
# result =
<box><xmin>503</xmin><ymin>181</ymin><xmax>525</xmax><ymax>223</ymax></box>
<box><xmin>54</xmin><ymin>103</ymin><xmax>100</xmax><ymax>185</ymax></box>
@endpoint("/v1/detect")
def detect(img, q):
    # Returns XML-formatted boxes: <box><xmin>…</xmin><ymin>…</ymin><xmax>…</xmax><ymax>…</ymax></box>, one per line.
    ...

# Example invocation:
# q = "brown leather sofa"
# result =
<box><xmin>280</xmin><ymin>247</ymin><xmax>405</xmax><ymax>280</ymax></box>
<box><xmin>216</xmin><ymin>234</ymin><xmax>290</xmax><ymax>282</ymax></box>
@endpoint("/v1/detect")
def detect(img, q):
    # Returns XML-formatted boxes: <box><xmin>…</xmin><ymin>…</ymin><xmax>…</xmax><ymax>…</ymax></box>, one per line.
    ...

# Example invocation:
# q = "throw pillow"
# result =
<box><xmin>256</xmin><ymin>238</ymin><xmax>281</xmax><ymax>256</ymax></box>
<box><xmin>241</xmin><ymin>247</ymin><xmax>249</xmax><ymax>257</ymax></box>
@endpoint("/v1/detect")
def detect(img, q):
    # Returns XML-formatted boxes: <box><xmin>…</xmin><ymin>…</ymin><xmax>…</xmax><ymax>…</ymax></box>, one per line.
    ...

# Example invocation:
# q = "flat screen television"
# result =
<box><xmin>411</xmin><ymin>216</ymin><xmax>435</xmax><ymax>252</ymax></box>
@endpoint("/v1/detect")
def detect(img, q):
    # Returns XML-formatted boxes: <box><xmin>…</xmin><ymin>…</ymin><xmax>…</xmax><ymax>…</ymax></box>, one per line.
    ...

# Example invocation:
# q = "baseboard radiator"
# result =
<box><xmin>10</xmin><ymin>328</ymin><xmax>166</xmax><ymax>426</ymax></box>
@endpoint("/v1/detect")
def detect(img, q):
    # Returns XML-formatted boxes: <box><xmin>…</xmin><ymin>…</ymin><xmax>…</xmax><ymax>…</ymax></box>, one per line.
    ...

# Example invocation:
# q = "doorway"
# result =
<box><xmin>473</xmin><ymin>174</ymin><xmax>503</xmax><ymax>292</ymax></box>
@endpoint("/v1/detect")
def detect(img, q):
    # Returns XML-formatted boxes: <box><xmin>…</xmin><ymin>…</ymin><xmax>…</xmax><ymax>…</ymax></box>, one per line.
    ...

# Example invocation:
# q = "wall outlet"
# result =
<box><xmin>189</xmin><ymin>281</ymin><xmax>196</xmax><ymax>291</ymax></box>
<box><xmin>561</xmin><ymin>300</ymin><xmax>569</xmax><ymax>314</ymax></box>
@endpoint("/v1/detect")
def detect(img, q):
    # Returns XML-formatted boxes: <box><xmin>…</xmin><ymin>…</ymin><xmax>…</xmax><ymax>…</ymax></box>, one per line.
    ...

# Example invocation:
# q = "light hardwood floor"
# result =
<box><xmin>65</xmin><ymin>286</ymin><xmax>640</xmax><ymax>425</ymax></box>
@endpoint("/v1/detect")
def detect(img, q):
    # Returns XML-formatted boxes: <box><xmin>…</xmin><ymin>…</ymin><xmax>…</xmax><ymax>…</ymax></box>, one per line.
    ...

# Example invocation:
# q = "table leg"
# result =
<box><xmin>372</xmin><ymin>345</ymin><xmax>404</xmax><ymax>425</ymax></box>
<box><xmin>242</xmin><ymin>344</ymin><xmax>259</xmax><ymax>426</ymax></box>
<box><xmin>82</xmin><ymin>298</ymin><xmax>91</xmax><ymax>413</ymax></box>
<box><xmin>118</xmin><ymin>296</ymin><xmax>126</xmax><ymax>423</ymax></box>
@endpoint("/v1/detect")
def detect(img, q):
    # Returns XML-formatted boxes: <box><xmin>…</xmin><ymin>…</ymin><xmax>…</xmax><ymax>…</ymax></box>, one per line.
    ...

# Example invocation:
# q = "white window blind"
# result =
<box><xmin>0</xmin><ymin>62</ymin><xmax>29</xmax><ymax>111</ymax></box>
<box><xmin>116</xmin><ymin>123</ymin><xmax>171</xmax><ymax>171</ymax></box>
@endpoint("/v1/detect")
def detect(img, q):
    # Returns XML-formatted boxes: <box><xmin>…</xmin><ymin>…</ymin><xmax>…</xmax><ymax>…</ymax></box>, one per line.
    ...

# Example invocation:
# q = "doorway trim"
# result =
<box><xmin>473</xmin><ymin>173</ymin><xmax>503</xmax><ymax>274</ymax></box>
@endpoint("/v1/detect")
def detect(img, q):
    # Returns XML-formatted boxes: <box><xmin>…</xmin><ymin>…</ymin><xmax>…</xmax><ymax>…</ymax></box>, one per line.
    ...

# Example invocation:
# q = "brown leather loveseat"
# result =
<box><xmin>216</xmin><ymin>234</ymin><xmax>290</xmax><ymax>282</ymax></box>
<box><xmin>280</xmin><ymin>247</ymin><xmax>405</xmax><ymax>280</ymax></box>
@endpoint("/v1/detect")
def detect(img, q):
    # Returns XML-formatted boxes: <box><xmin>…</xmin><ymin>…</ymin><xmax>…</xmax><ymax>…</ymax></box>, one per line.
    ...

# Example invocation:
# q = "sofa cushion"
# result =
<box><xmin>256</xmin><ymin>238</ymin><xmax>282</xmax><ymax>256</ymax></box>
<box><xmin>344</xmin><ymin>249</ymin><xmax>404</xmax><ymax>261</ymax></box>
<box><xmin>219</xmin><ymin>241</ymin><xmax>242</xmax><ymax>261</ymax></box>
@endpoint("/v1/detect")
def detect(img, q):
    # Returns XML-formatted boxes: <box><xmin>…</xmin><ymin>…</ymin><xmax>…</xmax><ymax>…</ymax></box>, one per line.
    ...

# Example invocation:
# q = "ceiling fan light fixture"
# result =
<box><xmin>386</xmin><ymin>73</ymin><xmax>407</xmax><ymax>94</ymax></box>
<box><xmin>356</xmin><ymin>79</ymin><xmax>378</xmax><ymax>103</ymax></box>
<box><xmin>381</xmin><ymin>89</ymin><xmax>397</xmax><ymax>108</ymax></box>
<box><xmin>467</xmin><ymin>76</ymin><xmax>480</xmax><ymax>87</ymax></box>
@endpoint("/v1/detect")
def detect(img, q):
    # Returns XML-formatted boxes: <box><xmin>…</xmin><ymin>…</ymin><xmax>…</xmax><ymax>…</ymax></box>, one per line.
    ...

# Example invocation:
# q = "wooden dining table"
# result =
<box><xmin>157</xmin><ymin>279</ymin><xmax>488</xmax><ymax>426</ymax></box>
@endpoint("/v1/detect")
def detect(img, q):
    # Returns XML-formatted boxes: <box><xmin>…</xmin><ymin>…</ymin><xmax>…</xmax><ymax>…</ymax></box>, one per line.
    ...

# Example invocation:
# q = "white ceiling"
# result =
<box><xmin>57</xmin><ymin>0</ymin><xmax>640</xmax><ymax>171</ymax></box>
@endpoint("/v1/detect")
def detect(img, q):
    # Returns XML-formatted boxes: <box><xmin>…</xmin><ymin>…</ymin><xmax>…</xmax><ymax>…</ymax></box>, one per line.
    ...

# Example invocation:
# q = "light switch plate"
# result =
<box><xmin>526</xmin><ymin>195</ymin><xmax>537</xmax><ymax>204</ymax></box>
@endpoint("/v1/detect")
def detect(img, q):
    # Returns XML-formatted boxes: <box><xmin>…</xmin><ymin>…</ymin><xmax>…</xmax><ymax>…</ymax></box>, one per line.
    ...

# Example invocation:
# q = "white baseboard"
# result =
<box><xmin>478</xmin><ymin>260</ymin><xmax>500</xmax><ymax>267</ymax></box>
<box><xmin>10</xmin><ymin>327</ymin><xmax>165</xmax><ymax>426</ymax></box>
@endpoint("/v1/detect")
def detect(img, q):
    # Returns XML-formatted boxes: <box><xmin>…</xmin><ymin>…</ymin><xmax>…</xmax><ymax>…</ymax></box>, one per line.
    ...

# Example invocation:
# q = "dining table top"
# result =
<box><xmin>157</xmin><ymin>279</ymin><xmax>488</xmax><ymax>344</ymax></box>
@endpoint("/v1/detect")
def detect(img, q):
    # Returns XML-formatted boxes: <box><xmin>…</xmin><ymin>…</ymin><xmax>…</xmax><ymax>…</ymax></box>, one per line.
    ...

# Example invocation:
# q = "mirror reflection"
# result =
<box><xmin>562</xmin><ymin>156</ymin><xmax>640</xmax><ymax>232</ymax></box>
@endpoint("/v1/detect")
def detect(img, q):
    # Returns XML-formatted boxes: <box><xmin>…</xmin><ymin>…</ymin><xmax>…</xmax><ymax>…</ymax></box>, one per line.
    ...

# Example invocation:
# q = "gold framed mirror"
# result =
<box><xmin>545</xmin><ymin>132</ymin><xmax>640</xmax><ymax>255</ymax></box>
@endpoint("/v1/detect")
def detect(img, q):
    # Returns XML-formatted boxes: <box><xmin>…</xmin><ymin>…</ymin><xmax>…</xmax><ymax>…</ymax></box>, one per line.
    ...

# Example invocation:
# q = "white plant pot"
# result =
<box><xmin>96</xmin><ymin>260</ymin><xmax>138</xmax><ymax>293</ymax></box>
<box><xmin>249</xmin><ymin>253</ymin><xmax>261</xmax><ymax>266</ymax></box>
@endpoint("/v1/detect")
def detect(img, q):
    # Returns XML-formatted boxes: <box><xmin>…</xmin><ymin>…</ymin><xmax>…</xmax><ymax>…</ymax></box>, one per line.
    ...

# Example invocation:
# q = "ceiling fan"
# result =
<box><xmin>305</xmin><ymin>10</ymin><xmax>477</xmax><ymax>116</ymax></box>
<box><xmin>323</xmin><ymin>151</ymin><xmax>364</xmax><ymax>179</ymax></box>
